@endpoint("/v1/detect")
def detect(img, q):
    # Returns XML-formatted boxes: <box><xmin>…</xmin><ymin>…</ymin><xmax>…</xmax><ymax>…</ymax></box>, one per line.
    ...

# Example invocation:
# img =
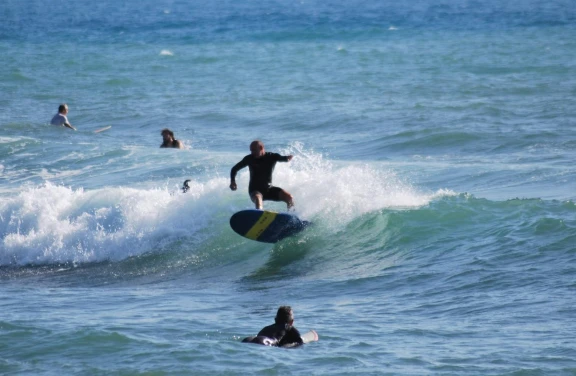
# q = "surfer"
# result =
<box><xmin>160</xmin><ymin>128</ymin><xmax>184</xmax><ymax>149</ymax></box>
<box><xmin>182</xmin><ymin>179</ymin><xmax>191</xmax><ymax>193</ymax></box>
<box><xmin>242</xmin><ymin>306</ymin><xmax>304</xmax><ymax>348</ymax></box>
<box><xmin>50</xmin><ymin>104</ymin><xmax>76</xmax><ymax>130</ymax></box>
<box><xmin>230</xmin><ymin>140</ymin><xmax>294</xmax><ymax>210</ymax></box>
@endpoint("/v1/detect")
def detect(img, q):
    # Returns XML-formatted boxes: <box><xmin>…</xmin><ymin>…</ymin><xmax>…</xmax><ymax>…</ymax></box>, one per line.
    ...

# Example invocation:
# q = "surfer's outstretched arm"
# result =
<box><xmin>230</xmin><ymin>157</ymin><xmax>249</xmax><ymax>191</ymax></box>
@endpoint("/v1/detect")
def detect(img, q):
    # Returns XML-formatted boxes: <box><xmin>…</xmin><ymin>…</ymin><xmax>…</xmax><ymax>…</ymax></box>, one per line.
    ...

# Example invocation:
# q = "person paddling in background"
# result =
<box><xmin>50</xmin><ymin>104</ymin><xmax>76</xmax><ymax>130</ymax></box>
<box><xmin>230</xmin><ymin>140</ymin><xmax>294</xmax><ymax>210</ymax></box>
<box><xmin>160</xmin><ymin>128</ymin><xmax>184</xmax><ymax>149</ymax></box>
<box><xmin>242</xmin><ymin>306</ymin><xmax>304</xmax><ymax>347</ymax></box>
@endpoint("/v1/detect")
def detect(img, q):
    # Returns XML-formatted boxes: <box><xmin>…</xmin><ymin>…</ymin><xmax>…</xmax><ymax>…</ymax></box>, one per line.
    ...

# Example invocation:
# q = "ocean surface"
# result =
<box><xmin>1</xmin><ymin>0</ymin><xmax>576</xmax><ymax>374</ymax></box>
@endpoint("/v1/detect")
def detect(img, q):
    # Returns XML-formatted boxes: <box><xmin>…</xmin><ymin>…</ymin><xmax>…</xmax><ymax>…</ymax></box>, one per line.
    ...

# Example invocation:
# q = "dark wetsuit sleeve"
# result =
<box><xmin>274</xmin><ymin>153</ymin><xmax>290</xmax><ymax>162</ymax></box>
<box><xmin>231</xmin><ymin>156</ymin><xmax>250</xmax><ymax>181</ymax></box>
<box><xmin>278</xmin><ymin>327</ymin><xmax>304</xmax><ymax>347</ymax></box>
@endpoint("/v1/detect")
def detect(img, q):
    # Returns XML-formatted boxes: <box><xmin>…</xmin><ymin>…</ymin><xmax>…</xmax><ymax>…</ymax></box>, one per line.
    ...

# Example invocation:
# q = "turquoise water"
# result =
<box><xmin>1</xmin><ymin>0</ymin><xmax>576</xmax><ymax>374</ymax></box>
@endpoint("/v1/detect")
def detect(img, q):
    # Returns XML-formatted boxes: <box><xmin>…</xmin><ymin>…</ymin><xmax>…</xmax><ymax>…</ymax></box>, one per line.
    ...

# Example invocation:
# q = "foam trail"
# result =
<box><xmin>0</xmin><ymin>146</ymin><xmax>454</xmax><ymax>266</ymax></box>
<box><xmin>277</xmin><ymin>142</ymin><xmax>455</xmax><ymax>224</ymax></box>
<box><xmin>0</xmin><ymin>180</ymin><xmax>228</xmax><ymax>266</ymax></box>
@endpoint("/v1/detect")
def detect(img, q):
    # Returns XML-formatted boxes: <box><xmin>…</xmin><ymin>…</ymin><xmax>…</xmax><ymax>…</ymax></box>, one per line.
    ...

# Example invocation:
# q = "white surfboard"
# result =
<box><xmin>301</xmin><ymin>330</ymin><xmax>319</xmax><ymax>344</ymax></box>
<box><xmin>94</xmin><ymin>125</ymin><xmax>111</xmax><ymax>133</ymax></box>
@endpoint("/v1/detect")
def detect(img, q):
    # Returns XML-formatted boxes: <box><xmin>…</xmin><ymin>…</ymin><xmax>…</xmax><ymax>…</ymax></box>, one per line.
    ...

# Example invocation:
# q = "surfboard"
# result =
<box><xmin>94</xmin><ymin>125</ymin><xmax>111</xmax><ymax>133</ymax></box>
<box><xmin>230</xmin><ymin>209</ymin><xmax>310</xmax><ymax>243</ymax></box>
<box><xmin>241</xmin><ymin>330</ymin><xmax>319</xmax><ymax>347</ymax></box>
<box><xmin>301</xmin><ymin>330</ymin><xmax>319</xmax><ymax>344</ymax></box>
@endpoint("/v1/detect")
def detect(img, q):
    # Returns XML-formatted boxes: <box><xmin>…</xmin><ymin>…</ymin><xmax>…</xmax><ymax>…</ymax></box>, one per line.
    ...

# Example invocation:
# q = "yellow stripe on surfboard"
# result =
<box><xmin>245</xmin><ymin>211</ymin><xmax>278</xmax><ymax>240</ymax></box>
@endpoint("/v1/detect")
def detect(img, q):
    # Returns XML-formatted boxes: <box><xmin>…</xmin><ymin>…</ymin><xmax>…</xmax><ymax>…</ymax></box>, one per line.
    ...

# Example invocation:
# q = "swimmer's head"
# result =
<box><xmin>161</xmin><ymin>128</ymin><xmax>176</xmax><ymax>146</ymax></box>
<box><xmin>274</xmin><ymin>306</ymin><xmax>294</xmax><ymax>325</ymax></box>
<box><xmin>58</xmin><ymin>104</ymin><xmax>69</xmax><ymax>114</ymax></box>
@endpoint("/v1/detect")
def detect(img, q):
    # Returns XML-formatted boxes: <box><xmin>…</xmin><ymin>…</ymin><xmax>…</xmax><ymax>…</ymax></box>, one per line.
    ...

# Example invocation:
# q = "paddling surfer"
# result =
<box><xmin>242</xmin><ymin>306</ymin><xmax>304</xmax><ymax>347</ymax></box>
<box><xmin>230</xmin><ymin>140</ymin><xmax>294</xmax><ymax>210</ymax></box>
<box><xmin>50</xmin><ymin>104</ymin><xmax>76</xmax><ymax>130</ymax></box>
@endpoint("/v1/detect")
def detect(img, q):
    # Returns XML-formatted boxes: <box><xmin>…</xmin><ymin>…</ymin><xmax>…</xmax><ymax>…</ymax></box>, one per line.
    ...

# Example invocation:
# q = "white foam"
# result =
<box><xmin>160</xmin><ymin>50</ymin><xmax>174</xmax><ymax>56</ymax></box>
<box><xmin>275</xmin><ymin>142</ymin><xmax>447</xmax><ymax>222</ymax></box>
<box><xmin>0</xmin><ymin>180</ymin><xmax>228</xmax><ymax>266</ymax></box>
<box><xmin>0</xmin><ymin>146</ymin><xmax>453</xmax><ymax>266</ymax></box>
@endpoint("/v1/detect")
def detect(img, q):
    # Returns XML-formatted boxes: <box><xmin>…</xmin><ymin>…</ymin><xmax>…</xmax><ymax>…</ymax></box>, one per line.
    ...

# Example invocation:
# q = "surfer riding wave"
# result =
<box><xmin>230</xmin><ymin>140</ymin><xmax>294</xmax><ymax>210</ymax></box>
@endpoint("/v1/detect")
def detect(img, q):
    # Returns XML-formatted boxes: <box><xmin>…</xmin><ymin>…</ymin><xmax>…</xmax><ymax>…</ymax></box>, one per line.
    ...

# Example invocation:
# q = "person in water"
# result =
<box><xmin>230</xmin><ymin>140</ymin><xmax>294</xmax><ymax>210</ymax></box>
<box><xmin>242</xmin><ymin>306</ymin><xmax>304</xmax><ymax>347</ymax></box>
<box><xmin>182</xmin><ymin>179</ymin><xmax>191</xmax><ymax>193</ymax></box>
<box><xmin>50</xmin><ymin>104</ymin><xmax>76</xmax><ymax>130</ymax></box>
<box><xmin>160</xmin><ymin>128</ymin><xmax>184</xmax><ymax>149</ymax></box>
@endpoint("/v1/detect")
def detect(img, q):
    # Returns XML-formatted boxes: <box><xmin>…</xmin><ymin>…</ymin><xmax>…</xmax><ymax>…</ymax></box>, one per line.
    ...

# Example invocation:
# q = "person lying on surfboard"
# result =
<box><xmin>50</xmin><ymin>103</ymin><xmax>76</xmax><ymax>130</ymax></box>
<box><xmin>242</xmin><ymin>306</ymin><xmax>304</xmax><ymax>347</ymax></box>
<box><xmin>230</xmin><ymin>140</ymin><xmax>294</xmax><ymax>210</ymax></box>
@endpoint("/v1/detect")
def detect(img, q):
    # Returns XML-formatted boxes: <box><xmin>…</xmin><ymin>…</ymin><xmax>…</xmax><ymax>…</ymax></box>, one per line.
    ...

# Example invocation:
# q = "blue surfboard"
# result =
<box><xmin>230</xmin><ymin>210</ymin><xmax>310</xmax><ymax>243</ymax></box>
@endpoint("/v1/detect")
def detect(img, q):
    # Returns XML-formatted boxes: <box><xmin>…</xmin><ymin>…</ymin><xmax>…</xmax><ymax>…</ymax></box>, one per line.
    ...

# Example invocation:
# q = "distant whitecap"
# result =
<box><xmin>389</xmin><ymin>26</ymin><xmax>398</xmax><ymax>30</ymax></box>
<box><xmin>160</xmin><ymin>50</ymin><xmax>174</xmax><ymax>56</ymax></box>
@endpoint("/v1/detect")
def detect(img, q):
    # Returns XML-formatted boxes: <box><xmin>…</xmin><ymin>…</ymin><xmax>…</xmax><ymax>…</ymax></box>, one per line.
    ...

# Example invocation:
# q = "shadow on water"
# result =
<box><xmin>237</xmin><ymin>210</ymin><xmax>403</xmax><ymax>288</ymax></box>
<box><xmin>241</xmin><ymin>233</ymin><xmax>317</xmax><ymax>283</ymax></box>
<box><xmin>0</xmin><ymin>247</ymin><xmax>209</xmax><ymax>287</ymax></box>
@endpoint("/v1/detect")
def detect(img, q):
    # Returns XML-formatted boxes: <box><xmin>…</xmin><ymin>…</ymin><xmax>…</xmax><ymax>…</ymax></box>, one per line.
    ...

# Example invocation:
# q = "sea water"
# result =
<box><xmin>1</xmin><ymin>0</ymin><xmax>576</xmax><ymax>374</ymax></box>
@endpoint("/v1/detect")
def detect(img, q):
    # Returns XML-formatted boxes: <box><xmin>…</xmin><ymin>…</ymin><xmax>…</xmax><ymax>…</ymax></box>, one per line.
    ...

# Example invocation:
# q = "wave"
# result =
<box><xmin>0</xmin><ymin>148</ymin><xmax>438</xmax><ymax>268</ymax></box>
<box><xmin>2</xmin><ymin>190</ymin><xmax>574</xmax><ymax>289</ymax></box>
<box><xmin>2</xmin><ymin>146</ymin><xmax>574</xmax><ymax>287</ymax></box>
<box><xmin>340</xmin><ymin>126</ymin><xmax>571</xmax><ymax>161</ymax></box>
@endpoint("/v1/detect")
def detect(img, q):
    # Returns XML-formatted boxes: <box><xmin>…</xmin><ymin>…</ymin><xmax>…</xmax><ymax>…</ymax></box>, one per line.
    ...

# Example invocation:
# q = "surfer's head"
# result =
<box><xmin>161</xmin><ymin>128</ymin><xmax>175</xmax><ymax>144</ymax></box>
<box><xmin>58</xmin><ymin>104</ymin><xmax>68</xmax><ymax>115</ymax></box>
<box><xmin>250</xmin><ymin>140</ymin><xmax>265</xmax><ymax>158</ymax></box>
<box><xmin>274</xmin><ymin>306</ymin><xmax>294</xmax><ymax>326</ymax></box>
<box><xmin>161</xmin><ymin>128</ymin><xmax>174</xmax><ymax>138</ymax></box>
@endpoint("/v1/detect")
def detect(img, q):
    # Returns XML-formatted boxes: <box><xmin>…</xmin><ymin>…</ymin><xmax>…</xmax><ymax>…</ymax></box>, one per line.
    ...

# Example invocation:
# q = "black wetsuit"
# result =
<box><xmin>230</xmin><ymin>152</ymin><xmax>290</xmax><ymax>200</ymax></box>
<box><xmin>242</xmin><ymin>323</ymin><xmax>303</xmax><ymax>347</ymax></box>
<box><xmin>160</xmin><ymin>139</ymin><xmax>181</xmax><ymax>148</ymax></box>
